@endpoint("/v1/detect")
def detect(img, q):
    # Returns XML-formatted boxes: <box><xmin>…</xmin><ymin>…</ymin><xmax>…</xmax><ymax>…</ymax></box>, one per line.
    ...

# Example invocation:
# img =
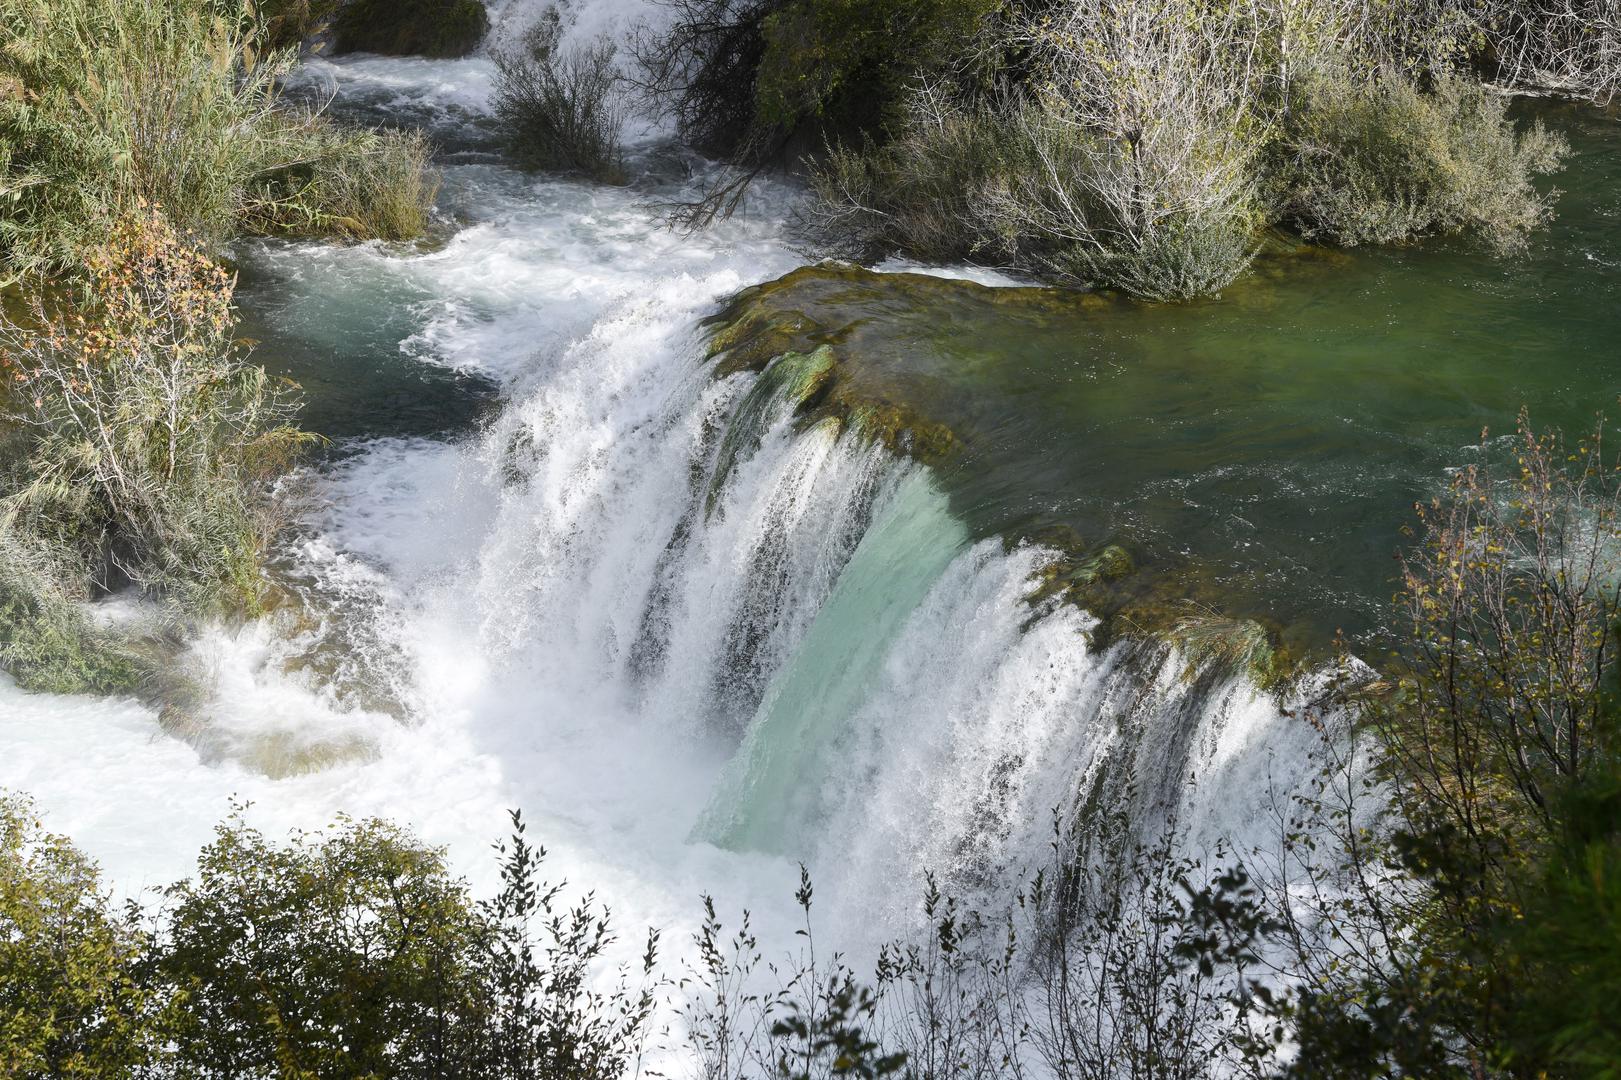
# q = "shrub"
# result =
<box><xmin>1275</xmin><ymin>66</ymin><xmax>1569</xmax><ymax>252</ymax></box>
<box><xmin>0</xmin><ymin>0</ymin><xmax>437</xmax><ymax>277</ymax></box>
<box><xmin>635</xmin><ymin>0</ymin><xmax>1002</xmax><ymax>225</ymax></box>
<box><xmin>808</xmin><ymin>92</ymin><xmax>1018</xmax><ymax>266</ymax></box>
<box><xmin>1474</xmin><ymin>0</ymin><xmax>1621</xmax><ymax>105</ymax></box>
<box><xmin>158</xmin><ymin>812</ymin><xmax>487</xmax><ymax>1078</ymax></box>
<box><xmin>805</xmin><ymin>0</ymin><xmax>1581</xmax><ymax>297</ymax></box>
<box><xmin>492</xmin><ymin>12</ymin><xmax>628</xmax><ymax>183</ymax></box>
<box><xmin>809</xmin><ymin>0</ymin><xmax>1271</xmax><ymax>299</ymax></box>
<box><xmin>0</xmin><ymin>793</ymin><xmax>159</xmax><ymax>1076</ymax></box>
<box><xmin>0</xmin><ymin>211</ymin><xmax>313</xmax><ymax>616</ymax></box>
<box><xmin>469</xmin><ymin>810</ymin><xmax>659</xmax><ymax>1080</ymax></box>
<box><xmin>333</xmin><ymin>0</ymin><xmax>489</xmax><ymax>59</ymax></box>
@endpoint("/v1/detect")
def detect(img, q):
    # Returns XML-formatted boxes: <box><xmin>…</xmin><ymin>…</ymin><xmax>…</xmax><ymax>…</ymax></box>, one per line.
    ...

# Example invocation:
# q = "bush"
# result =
<box><xmin>0</xmin><ymin>211</ymin><xmax>314</xmax><ymax>617</ymax></box>
<box><xmin>1474</xmin><ymin>0</ymin><xmax>1621</xmax><ymax>105</ymax></box>
<box><xmin>805</xmin><ymin>0</ymin><xmax>1579</xmax><ymax>297</ymax></box>
<box><xmin>159</xmin><ymin>812</ymin><xmax>488</xmax><ymax>1078</ymax></box>
<box><xmin>811</xmin><ymin>76</ymin><xmax>1266</xmax><ymax>300</ymax></box>
<box><xmin>1275</xmin><ymin>66</ymin><xmax>1569</xmax><ymax>252</ymax></box>
<box><xmin>0</xmin><ymin>793</ymin><xmax>159</xmax><ymax>1076</ymax></box>
<box><xmin>492</xmin><ymin>12</ymin><xmax>628</xmax><ymax>183</ymax></box>
<box><xmin>333</xmin><ymin>0</ymin><xmax>489</xmax><ymax>59</ymax></box>
<box><xmin>0</xmin><ymin>0</ymin><xmax>437</xmax><ymax>276</ymax></box>
<box><xmin>808</xmin><ymin>93</ymin><xmax>1017</xmax><ymax>266</ymax></box>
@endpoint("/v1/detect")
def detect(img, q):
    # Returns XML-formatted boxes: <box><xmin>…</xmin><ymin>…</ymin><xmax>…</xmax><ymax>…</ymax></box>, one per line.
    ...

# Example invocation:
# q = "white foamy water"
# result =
<box><xmin>0</xmin><ymin>0</ymin><xmax>1320</xmax><ymax>1001</ymax></box>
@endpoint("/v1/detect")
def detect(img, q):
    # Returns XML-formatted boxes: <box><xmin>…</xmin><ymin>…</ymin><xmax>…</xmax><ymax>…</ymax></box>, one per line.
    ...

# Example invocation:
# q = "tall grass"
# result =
<box><xmin>0</xmin><ymin>0</ymin><xmax>437</xmax><ymax>277</ymax></box>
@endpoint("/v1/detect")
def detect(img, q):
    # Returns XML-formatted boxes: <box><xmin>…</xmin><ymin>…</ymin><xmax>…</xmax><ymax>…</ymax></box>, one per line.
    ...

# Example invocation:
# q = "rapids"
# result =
<box><xmin>2</xmin><ymin>0</ymin><xmax>1616</xmax><ymax>997</ymax></box>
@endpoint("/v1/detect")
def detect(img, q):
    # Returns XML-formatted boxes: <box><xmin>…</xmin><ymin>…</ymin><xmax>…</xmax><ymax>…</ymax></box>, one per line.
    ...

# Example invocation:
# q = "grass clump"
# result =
<box><xmin>0</xmin><ymin>211</ymin><xmax>313</xmax><ymax>627</ymax></box>
<box><xmin>0</xmin><ymin>0</ymin><xmax>438</xmax><ymax>278</ymax></box>
<box><xmin>240</xmin><ymin>110</ymin><xmax>439</xmax><ymax>240</ymax></box>
<box><xmin>1275</xmin><ymin>66</ymin><xmax>1569</xmax><ymax>252</ymax></box>
<box><xmin>492</xmin><ymin>11</ymin><xmax>628</xmax><ymax>183</ymax></box>
<box><xmin>333</xmin><ymin>0</ymin><xmax>490</xmax><ymax>59</ymax></box>
<box><xmin>0</xmin><ymin>531</ymin><xmax>146</xmax><ymax>695</ymax></box>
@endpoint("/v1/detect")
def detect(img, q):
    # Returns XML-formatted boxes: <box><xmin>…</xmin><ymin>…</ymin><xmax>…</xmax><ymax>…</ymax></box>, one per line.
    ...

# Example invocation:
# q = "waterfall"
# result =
<box><xmin>0</xmin><ymin>11</ymin><xmax>1322</xmax><ymax>949</ymax></box>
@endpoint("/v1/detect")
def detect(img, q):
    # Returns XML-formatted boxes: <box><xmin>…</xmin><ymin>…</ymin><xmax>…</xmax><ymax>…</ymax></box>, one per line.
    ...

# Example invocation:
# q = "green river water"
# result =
<box><xmin>720</xmin><ymin>101</ymin><xmax>1621</xmax><ymax>653</ymax></box>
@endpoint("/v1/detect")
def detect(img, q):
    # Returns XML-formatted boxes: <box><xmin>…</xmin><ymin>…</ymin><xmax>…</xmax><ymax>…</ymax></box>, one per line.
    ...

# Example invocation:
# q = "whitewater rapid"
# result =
<box><xmin>0</xmin><ymin>0</ymin><xmax>1324</xmax><ymax>967</ymax></box>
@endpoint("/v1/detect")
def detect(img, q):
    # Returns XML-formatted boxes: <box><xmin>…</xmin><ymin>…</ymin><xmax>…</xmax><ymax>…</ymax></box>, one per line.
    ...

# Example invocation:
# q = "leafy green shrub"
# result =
<box><xmin>333</xmin><ymin>0</ymin><xmax>489</xmax><ymax>59</ymax></box>
<box><xmin>1275</xmin><ymin>66</ymin><xmax>1569</xmax><ymax>251</ymax></box>
<box><xmin>0</xmin><ymin>212</ymin><xmax>314</xmax><ymax>617</ymax></box>
<box><xmin>0</xmin><ymin>793</ymin><xmax>160</xmax><ymax>1076</ymax></box>
<box><xmin>492</xmin><ymin>12</ymin><xmax>628</xmax><ymax>183</ymax></box>
<box><xmin>0</xmin><ymin>0</ymin><xmax>437</xmax><ymax>277</ymax></box>
<box><xmin>159</xmin><ymin>812</ymin><xmax>487</xmax><ymax>1078</ymax></box>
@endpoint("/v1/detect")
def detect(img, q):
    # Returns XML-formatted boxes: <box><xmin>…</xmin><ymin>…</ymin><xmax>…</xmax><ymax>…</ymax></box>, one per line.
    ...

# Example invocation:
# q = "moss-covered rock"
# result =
<box><xmin>705</xmin><ymin>266</ymin><xmax>962</xmax><ymax>466</ymax></box>
<box><xmin>333</xmin><ymin>0</ymin><xmax>489</xmax><ymax>59</ymax></box>
<box><xmin>704</xmin><ymin>262</ymin><xmax>1318</xmax><ymax>692</ymax></box>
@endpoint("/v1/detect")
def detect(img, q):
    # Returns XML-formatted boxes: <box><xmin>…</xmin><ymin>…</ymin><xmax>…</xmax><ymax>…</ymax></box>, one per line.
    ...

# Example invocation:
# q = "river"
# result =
<box><xmin>1</xmin><ymin>0</ymin><xmax>1617</xmax><ymax>998</ymax></box>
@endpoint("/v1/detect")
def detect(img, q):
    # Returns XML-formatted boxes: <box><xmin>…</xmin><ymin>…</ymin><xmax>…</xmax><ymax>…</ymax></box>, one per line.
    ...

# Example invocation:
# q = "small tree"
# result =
<box><xmin>158</xmin><ymin>811</ymin><xmax>488</xmax><ymax>1078</ymax></box>
<box><xmin>471</xmin><ymin>809</ymin><xmax>661</xmax><ymax>1080</ymax></box>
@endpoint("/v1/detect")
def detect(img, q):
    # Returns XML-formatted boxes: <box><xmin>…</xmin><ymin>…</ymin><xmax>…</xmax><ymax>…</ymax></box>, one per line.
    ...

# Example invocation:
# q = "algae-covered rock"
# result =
<box><xmin>705</xmin><ymin>268</ymin><xmax>962</xmax><ymax>467</ymax></box>
<box><xmin>707</xmin><ymin>348</ymin><xmax>840</xmax><ymax>512</ymax></box>
<box><xmin>334</xmin><ymin>0</ymin><xmax>489</xmax><ymax>59</ymax></box>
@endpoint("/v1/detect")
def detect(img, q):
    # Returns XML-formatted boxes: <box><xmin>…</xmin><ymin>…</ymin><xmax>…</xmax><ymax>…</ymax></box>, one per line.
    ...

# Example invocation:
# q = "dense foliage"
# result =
<box><xmin>0</xmin><ymin>0</ymin><xmax>437</xmax><ymax>277</ymax></box>
<box><xmin>0</xmin><ymin>212</ymin><xmax>312</xmax><ymax>692</ymax></box>
<box><xmin>629</xmin><ymin>0</ymin><xmax>1606</xmax><ymax>298</ymax></box>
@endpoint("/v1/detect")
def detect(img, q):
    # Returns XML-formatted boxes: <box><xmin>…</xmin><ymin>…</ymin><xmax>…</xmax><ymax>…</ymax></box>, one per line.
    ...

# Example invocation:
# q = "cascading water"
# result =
<box><xmin>0</xmin><ymin>0</ymin><xmax>1319</xmax><ymax>969</ymax></box>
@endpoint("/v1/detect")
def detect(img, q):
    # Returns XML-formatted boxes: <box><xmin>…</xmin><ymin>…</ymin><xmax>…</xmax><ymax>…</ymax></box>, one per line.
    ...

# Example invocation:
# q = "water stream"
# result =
<box><xmin>2</xmin><ymin>0</ymin><xmax>1617</xmax><ymax>985</ymax></box>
